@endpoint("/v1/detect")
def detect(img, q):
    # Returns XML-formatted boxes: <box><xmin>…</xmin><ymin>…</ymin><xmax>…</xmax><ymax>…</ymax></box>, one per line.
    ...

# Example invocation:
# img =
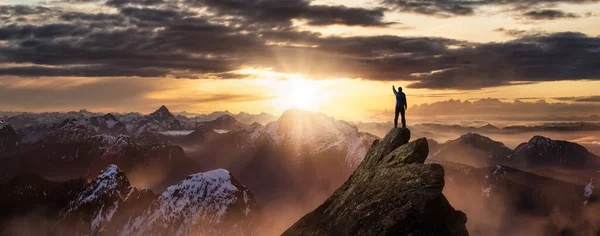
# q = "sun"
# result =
<box><xmin>275</xmin><ymin>78</ymin><xmax>325</xmax><ymax>111</ymax></box>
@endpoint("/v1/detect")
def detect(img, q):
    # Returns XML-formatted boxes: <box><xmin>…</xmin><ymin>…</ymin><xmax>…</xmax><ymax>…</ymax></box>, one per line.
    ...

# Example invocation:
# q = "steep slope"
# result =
<box><xmin>266</xmin><ymin>109</ymin><xmax>378</xmax><ymax>170</ymax></box>
<box><xmin>508</xmin><ymin>135</ymin><xmax>600</xmax><ymax>169</ymax></box>
<box><xmin>122</xmin><ymin>169</ymin><xmax>260</xmax><ymax>236</ymax></box>
<box><xmin>438</xmin><ymin>161</ymin><xmax>600</xmax><ymax>235</ymax></box>
<box><xmin>53</xmin><ymin>165</ymin><xmax>155</xmax><ymax>236</ymax></box>
<box><xmin>283</xmin><ymin>128</ymin><xmax>468</xmax><ymax>236</ymax></box>
<box><xmin>176</xmin><ymin>109</ymin><xmax>378</xmax><ymax>206</ymax></box>
<box><xmin>429</xmin><ymin>133</ymin><xmax>512</xmax><ymax>168</ymax></box>
<box><xmin>0</xmin><ymin>120</ymin><xmax>20</xmax><ymax>153</ymax></box>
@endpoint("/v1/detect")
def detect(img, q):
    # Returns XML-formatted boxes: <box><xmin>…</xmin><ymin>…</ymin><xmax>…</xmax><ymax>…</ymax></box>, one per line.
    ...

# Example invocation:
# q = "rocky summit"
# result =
<box><xmin>283</xmin><ymin>128</ymin><xmax>468</xmax><ymax>236</ymax></box>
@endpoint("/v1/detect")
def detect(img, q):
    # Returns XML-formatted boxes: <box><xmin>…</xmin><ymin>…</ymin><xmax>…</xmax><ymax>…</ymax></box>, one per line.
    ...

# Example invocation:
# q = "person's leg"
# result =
<box><xmin>394</xmin><ymin>106</ymin><xmax>399</xmax><ymax>128</ymax></box>
<box><xmin>400</xmin><ymin>107</ymin><xmax>406</xmax><ymax>128</ymax></box>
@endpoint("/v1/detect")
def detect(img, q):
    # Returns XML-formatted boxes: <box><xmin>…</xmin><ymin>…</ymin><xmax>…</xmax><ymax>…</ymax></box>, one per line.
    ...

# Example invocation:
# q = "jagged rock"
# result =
<box><xmin>283</xmin><ymin>128</ymin><xmax>468</xmax><ymax>236</ymax></box>
<box><xmin>0</xmin><ymin>120</ymin><xmax>20</xmax><ymax>153</ymax></box>
<box><xmin>52</xmin><ymin>165</ymin><xmax>157</xmax><ymax>236</ymax></box>
<box><xmin>54</xmin><ymin>165</ymin><xmax>135</xmax><ymax>235</ymax></box>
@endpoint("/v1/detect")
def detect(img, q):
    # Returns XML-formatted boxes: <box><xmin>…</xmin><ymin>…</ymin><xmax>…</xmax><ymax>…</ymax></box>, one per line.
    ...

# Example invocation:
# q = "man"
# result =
<box><xmin>392</xmin><ymin>85</ymin><xmax>407</xmax><ymax>128</ymax></box>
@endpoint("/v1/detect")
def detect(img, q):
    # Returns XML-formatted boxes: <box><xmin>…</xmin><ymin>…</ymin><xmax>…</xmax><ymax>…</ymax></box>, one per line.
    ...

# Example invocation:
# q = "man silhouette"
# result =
<box><xmin>392</xmin><ymin>85</ymin><xmax>407</xmax><ymax>128</ymax></box>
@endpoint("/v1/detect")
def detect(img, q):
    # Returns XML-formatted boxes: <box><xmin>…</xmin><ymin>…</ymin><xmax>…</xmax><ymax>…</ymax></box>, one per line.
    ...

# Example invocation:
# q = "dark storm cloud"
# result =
<box><xmin>0</xmin><ymin>66</ymin><xmax>168</xmax><ymax>77</ymax></box>
<box><xmin>105</xmin><ymin>0</ymin><xmax>165</xmax><ymax>7</ymax></box>
<box><xmin>59</xmin><ymin>12</ymin><xmax>124</xmax><ymax>22</ymax></box>
<box><xmin>0</xmin><ymin>24</ymin><xmax>90</xmax><ymax>40</ymax></box>
<box><xmin>0</xmin><ymin>5</ymin><xmax>52</xmax><ymax>16</ymax></box>
<box><xmin>382</xmin><ymin>0</ymin><xmax>599</xmax><ymax>17</ymax></box>
<box><xmin>189</xmin><ymin>0</ymin><xmax>393</xmax><ymax>27</ymax></box>
<box><xmin>522</xmin><ymin>9</ymin><xmax>579</xmax><ymax>20</ymax></box>
<box><xmin>393</xmin><ymin>32</ymin><xmax>600</xmax><ymax>89</ymax></box>
<box><xmin>0</xmin><ymin>0</ymin><xmax>599</xmax><ymax>90</ymax></box>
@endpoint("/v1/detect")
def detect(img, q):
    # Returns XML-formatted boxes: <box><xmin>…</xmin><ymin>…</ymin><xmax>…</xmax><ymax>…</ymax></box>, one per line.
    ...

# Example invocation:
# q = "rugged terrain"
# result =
<box><xmin>284</xmin><ymin>128</ymin><xmax>468</xmax><ymax>236</ymax></box>
<box><xmin>0</xmin><ymin>165</ymin><xmax>259</xmax><ymax>236</ymax></box>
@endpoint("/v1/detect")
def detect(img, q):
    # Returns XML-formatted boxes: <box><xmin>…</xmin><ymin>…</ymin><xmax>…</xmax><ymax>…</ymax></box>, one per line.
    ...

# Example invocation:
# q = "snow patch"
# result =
<box><xmin>156</xmin><ymin>130</ymin><xmax>195</xmax><ymax>136</ymax></box>
<box><xmin>584</xmin><ymin>179</ymin><xmax>595</xmax><ymax>205</ymax></box>
<box><xmin>213</xmin><ymin>129</ymin><xmax>230</xmax><ymax>134</ymax></box>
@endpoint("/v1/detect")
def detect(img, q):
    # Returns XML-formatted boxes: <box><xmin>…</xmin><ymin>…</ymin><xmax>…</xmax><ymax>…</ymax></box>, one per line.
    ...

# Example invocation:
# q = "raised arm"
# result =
<box><xmin>392</xmin><ymin>85</ymin><xmax>397</xmax><ymax>95</ymax></box>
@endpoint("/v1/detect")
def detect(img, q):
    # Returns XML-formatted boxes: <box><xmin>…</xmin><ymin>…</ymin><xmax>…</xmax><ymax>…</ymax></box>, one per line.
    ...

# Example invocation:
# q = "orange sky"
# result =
<box><xmin>1</xmin><ymin>0</ymin><xmax>600</xmax><ymax>121</ymax></box>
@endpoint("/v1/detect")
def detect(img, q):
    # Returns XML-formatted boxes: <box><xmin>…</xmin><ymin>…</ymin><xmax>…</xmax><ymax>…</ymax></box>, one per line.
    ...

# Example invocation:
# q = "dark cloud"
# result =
<box><xmin>0</xmin><ymin>66</ymin><xmax>168</xmax><ymax>78</ymax></box>
<box><xmin>59</xmin><ymin>12</ymin><xmax>125</xmax><ymax>22</ymax></box>
<box><xmin>494</xmin><ymin>28</ymin><xmax>529</xmax><ymax>37</ymax></box>
<box><xmin>382</xmin><ymin>0</ymin><xmax>599</xmax><ymax>17</ymax></box>
<box><xmin>0</xmin><ymin>5</ymin><xmax>52</xmax><ymax>16</ymax></box>
<box><xmin>189</xmin><ymin>0</ymin><xmax>393</xmax><ymax>27</ymax></box>
<box><xmin>0</xmin><ymin>1</ymin><xmax>599</xmax><ymax>90</ymax></box>
<box><xmin>402</xmin><ymin>32</ymin><xmax>600</xmax><ymax>89</ymax></box>
<box><xmin>0</xmin><ymin>24</ymin><xmax>90</xmax><ymax>40</ymax></box>
<box><xmin>555</xmin><ymin>96</ymin><xmax>600</xmax><ymax>102</ymax></box>
<box><xmin>105</xmin><ymin>0</ymin><xmax>165</xmax><ymax>7</ymax></box>
<box><xmin>522</xmin><ymin>9</ymin><xmax>579</xmax><ymax>20</ymax></box>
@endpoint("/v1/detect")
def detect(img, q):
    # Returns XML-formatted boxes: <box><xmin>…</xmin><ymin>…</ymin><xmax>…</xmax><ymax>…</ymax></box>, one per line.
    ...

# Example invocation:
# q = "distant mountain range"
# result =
<box><xmin>429</xmin><ymin>132</ymin><xmax>600</xmax><ymax>170</ymax></box>
<box><xmin>0</xmin><ymin>106</ymin><xmax>377</xmax><ymax>208</ymax></box>
<box><xmin>2</xmin><ymin>107</ymin><xmax>600</xmax><ymax>235</ymax></box>
<box><xmin>356</xmin><ymin>121</ymin><xmax>600</xmax><ymax>139</ymax></box>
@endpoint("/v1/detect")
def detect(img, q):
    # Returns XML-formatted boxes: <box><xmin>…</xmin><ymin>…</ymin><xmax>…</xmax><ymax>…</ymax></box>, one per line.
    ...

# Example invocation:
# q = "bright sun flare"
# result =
<box><xmin>276</xmin><ymin>79</ymin><xmax>322</xmax><ymax>110</ymax></box>
<box><xmin>236</xmin><ymin>67</ymin><xmax>333</xmax><ymax>112</ymax></box>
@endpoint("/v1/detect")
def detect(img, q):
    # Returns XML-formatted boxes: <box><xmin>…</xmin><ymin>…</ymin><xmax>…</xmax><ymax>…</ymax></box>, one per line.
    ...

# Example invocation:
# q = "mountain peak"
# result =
<box><xmin>457</xmin><ymin>132</ymin><xmax>497</xmax><ymax>144</ymax></box>
<box><xmin>98</xmin><ymin>164</ymin><xmax>123</xmax><ymax>179</ymax></box>
<box><xmin>122</xmin><ymin>168</ymin><xmax>260</xmax><ymax>235</ymax></box>
<box><xmin>529</xmin><ymin>135</ymin><xmax>552</xmax><ymax>144</ymax></box>
<box><xmin>480</xmin><ymin>123</ymin><xmax>499</xmax><ymax>129</ymax></box>
<box><xmin>284</xmin><ymin>128</ymin><xmax>468</xmax><ymax>235</ymax></box>
<box><xmin>149</xmin><ymin>105</ymin><xmax>175</xmax><ymax>120</ymax></box>
<box><xmin>509</xmin><ymin>135</ymin><xmax>599</xmax><ymax>169</ymax></box>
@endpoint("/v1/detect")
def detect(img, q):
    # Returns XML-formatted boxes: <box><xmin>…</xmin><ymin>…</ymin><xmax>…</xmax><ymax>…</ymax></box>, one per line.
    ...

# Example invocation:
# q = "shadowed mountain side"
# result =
<box><xmin>436</xmin><ymin>161</ymin><xmax>600</xmax><ymax>235</ymax></box>
<box><xmin>283</xmin><ymin>128</ymin><xmax>468</xmax><ymax>236</ymax></box>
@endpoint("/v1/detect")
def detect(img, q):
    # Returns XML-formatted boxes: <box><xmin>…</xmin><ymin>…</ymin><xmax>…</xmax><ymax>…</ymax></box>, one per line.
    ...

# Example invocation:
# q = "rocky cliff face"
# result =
<box><xmin>283</xmin><ymin>128</ymin><xmax>468</xmax><ymax>236</ymax></box>
<box><xmin>0</xmin><ymin>120</ymin><xmax>20</xmax><ymax>153</ymax></box>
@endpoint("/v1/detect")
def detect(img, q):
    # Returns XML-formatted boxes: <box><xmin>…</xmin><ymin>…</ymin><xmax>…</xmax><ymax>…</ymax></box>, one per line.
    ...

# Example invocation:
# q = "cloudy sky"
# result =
<box><xmin>1</xmin><ymin>0</ymin><xmax>599</xmax><ymax>121</ymax></box>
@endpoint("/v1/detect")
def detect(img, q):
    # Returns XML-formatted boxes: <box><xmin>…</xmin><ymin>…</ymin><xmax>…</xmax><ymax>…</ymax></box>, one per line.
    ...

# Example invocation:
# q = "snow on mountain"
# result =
<box><xmin>234</xmin><ymin>112</ymin><xmax>277</xmax><ymax>125</ymax></box>
<box><xmin>58</xmin><ymin>165</ymin><xmax>136</xmax><ymax>235</ymax></box>
<box><xmin>28</xmin><ymin>114</ymin><xmax>127</xmax><ymax>144</ymax></box>
<box><xmin>265</xmin><ymin>109</ymin><xmax>377</xmax><ymax>169</ymax></box>
<box><xmin>86</xmin><ymin>134</ymin><xmax>138</xmax><ymax>159</ymax></box>
<box><xmin>131</xmin><ymin>106</ymin><xmax>182</xmax><ymax>138</ymax></box>
<box><xmin>122</xmin><ymin>169</ymin><xmax>260</xmax><ymax>236</ymax></box>
<box><xmin>584</xmin><ymin>179</ymin><xmax>595</xmax><ymax>205</ymax></box>
<box><xmin>1</xmin><ymin>165</ymin><xmax>260</xmax><ymax>236</ymax></box>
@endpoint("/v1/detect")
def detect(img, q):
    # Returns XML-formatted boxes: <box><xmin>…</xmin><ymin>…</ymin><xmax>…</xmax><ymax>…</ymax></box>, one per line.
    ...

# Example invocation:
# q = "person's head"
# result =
<box><xmin>397</xmin><ymin>86</ymin><xmax>402</xmax><ymax>92</ymax></box>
